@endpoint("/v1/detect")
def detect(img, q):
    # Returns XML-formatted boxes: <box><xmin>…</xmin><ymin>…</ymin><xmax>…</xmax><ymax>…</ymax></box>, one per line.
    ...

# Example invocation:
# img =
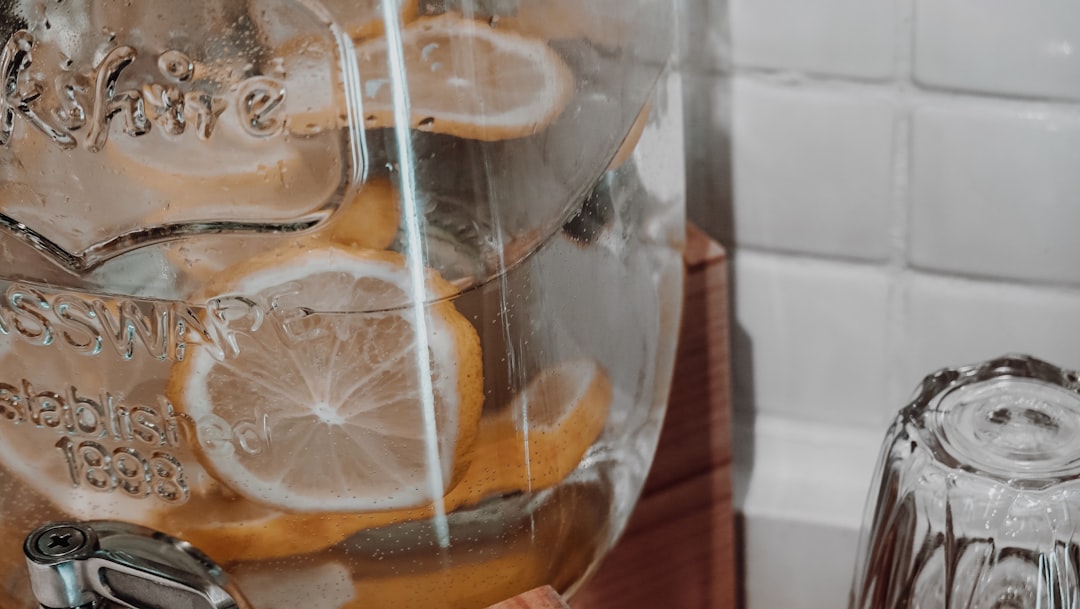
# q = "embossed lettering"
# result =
<box><xmin>112</xmin><ymin>446</ymin><xmax>150</xmax><ymax>497</ymax></box>
<box><xmin>54</xmin><ymin>436</ymin><xmax>187</xmax><ymax>502</ymax></box>
<box><xmin>7</xmin><ymin>286</ymin><xmax>52</xmax><ymax>346</ymax></box>
<box><xmin>85</xmin><ymin>45</ymin><xmax>149</xmax><ymax>152</ymax></box>
<box><xmin>53</xmin><ymin>72</ymin><xmax>89</xmax><ymax>131</ymax></box>
<box><xmin>157</xmin><ymin>51</ymin><xmax>194</xmax><ymax>83</ymax></box>
<box><xmin>148</xmin><ymin>451</ymin><xmax>188</xmax><ymax>503</ymax></box>
<box><xmin>238</xmin><ymin>76</ymin><xmax>285</xmax><ymax>137</ymax></box>
<box><xmin>3</xmin><ymin>374</ymin><xmax>263</xmax><ymax>506</ymax></box>
<box><xmin>144</xmin><ymin>82</ymin><xmax>186</xmax><ymax>135</ymax></box>
<box><xmin>170</xmin><ymin>305</ymin><xmax>211</xmax><ymax>362</ymax></box>
<box><xmin>130</xmin><ymin>405</ymin><xmax>163</xmax><ymax>446</ymax></box>
<box><xmin>204</xmin><ymin>295</ymin><xmax>264</xmax><ymax>359</ymax></box>
<box><xmin>183</xmin><ymin>90</ymin><xmax>226</xmax><ymax>140</ymax></box>
<box><xmin>66</xmin><ymin>385</ymin><xmax>107</xmax><ymax>438</ymax></box>
<box><xmin>93</xmin><ymin>299</ymin><xmax>167</xmax><ymax>360</ymax></box>
<box><xmin>0</xmin><ymin>283</ymin><xmax>318</xmax><ymax>362</ymax></box>
<box><xmin>262</xmin><ymin>281</ymin><xmax>324</xmax><ymax>344</ymax></box>
<box><xmin>56</xmin><ymin>436</ymin><xmax>80</xmax><ymax>487</ymax></box>
<box><xmin>0</xmin><ymin>375</ymin><xmax>201</xmax><ymax>451</ymax></box>
<box><xmin>23</xmin><ymin>380</ymin><xmax>64</xmax><ymax>428</ymax></box>
<box><xmin>144</xmin><ymin>51</ymin><xmax>189</xmax><ymax>135</ymax></box>
<box><xmin>0</xmin><ymin>30</ymin><xmax>296</xmax><ymax>151</ymax></box>
<box><xmin>162</xmin><ymin>398</ymin><xmax>197</xmax><ymax>448</ymax></box>
<box><xmin>0</xmin><ymin>31</ymin><xmax>75</xmax><ymax>148</ymax></box>
<box><xmin>193</xmin><ymin>410</ymin><xmax>271</xmax><ymax>458</ymax></box>
<box><xmin>197</xmin><ymin>414</ymin><xmax>233</xmax><ymax>455</ymax></box>
<box><xmin>54</xmin><ymin>295</ymin><xmax>102</xmax><ymax>354</ymax></box>
<box><xmin>143</xmin><ymin>50</ymin><xmax>225</xmax><ymax>140</ymax></box>
<box><xmin>0</xmin><ymin>382</ymin><xmax>24</xmax><ymax>423</ymax></box>
<box><xmin>77</xmin><ymin>441</ymin><xmax>115</xmax><ymax>490</ymax></box>
<box><xmin>114</xmin><ymin>404</ymin><xmax>133</xmax><ymax>443</ymax></box>
<box><xmin>232</xmin><ymin>414</ymin><xmax>271</xmax><ymax>456</ymax></box>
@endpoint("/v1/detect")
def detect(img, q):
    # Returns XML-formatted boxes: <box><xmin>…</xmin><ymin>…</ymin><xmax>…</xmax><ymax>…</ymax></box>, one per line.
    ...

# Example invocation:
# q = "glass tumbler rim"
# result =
<box><xmin>904</xmin><ymin>353</ymin><xmax>1080</xmax><ymax>490</ymax></box>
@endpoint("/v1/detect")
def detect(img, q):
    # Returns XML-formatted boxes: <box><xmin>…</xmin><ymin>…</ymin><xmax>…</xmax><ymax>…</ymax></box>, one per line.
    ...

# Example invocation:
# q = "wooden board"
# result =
<box><xmin>572</xmin><ymin>224</ymin><xmax>736</xmax><ymax>609</ymax></box>
<box><xmin>488</xmin><ymin>226</ymin><xmax>735</xmax><ymax>609</ymax></box>
<box><xmin>487</xmin><ymin>587</ymin><xmax>570</xmax><ymax>609</ymax></box>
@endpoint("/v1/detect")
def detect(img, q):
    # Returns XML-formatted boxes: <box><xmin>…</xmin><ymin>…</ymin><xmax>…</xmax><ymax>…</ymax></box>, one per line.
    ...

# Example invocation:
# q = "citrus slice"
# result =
<box><xmin>315</xmin><ymin>178</ymin><xmax>401</xmax><ymax>249</ymax></box>
<box><xmin>461</xmin><ymin>358</ymin><xmax>612</xmax><ymax>500</ymax></box>
<box><xmin>342</xmin><ymin>478</ymin><xmax>610</xmax><ymax>609</ymax></box>
<box><xmin>608</xmin><ymin>102</ymin><xmax>651</xmax><ymax>171</ymax></box>
<box><xmin>168</xmin><ymin>246</ymin><xmax>483</xmax><ymax>513</ymax></box>
<box><xmin>322</xmin><ymin>0</ymin><xmax>420</xmax><ymax>41</ymax></box>
<box><xmin>162</xmin><ymin>359</ymin><xmax>609</xmax><ymax>562</ymax></box>
<box><xmin>103</xmin><ymin>102</ymin><xmax>342</xmax><ymax>222</ymax></box>
<box><xmin>234</xmin><ymin>561</ymin><xmax>356</xmax><ymax>609</ymax></box>
<box><xmin>356</xmin><ymin>14</ymin><xmax>574</xmax><ymax>141</ymax></box>
<box><xmin>159</xmin><ymin>178</ymin><xmax>401</xmax><ymax>286</ymax></box>
<box><xmin>491</xmin><ymin>0</ymin><xmax>631</xmax><ymax>50</ymax></box>
<box><xmin>159</xmin><ymin>482</ymin><xmax>371</xmax><ymax>562</ymax></box>
<box><xmin>347</xmin><ymin>545</ymin><xmax>547</xmax><ymax>609</ymax></box>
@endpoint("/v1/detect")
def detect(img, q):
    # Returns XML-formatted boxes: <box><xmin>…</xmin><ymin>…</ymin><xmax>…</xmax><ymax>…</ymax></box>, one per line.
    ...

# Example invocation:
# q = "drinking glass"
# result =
<box><xmin>850</xmin><ymin>355</ymin><xmax>1080</xmax><ymax>609</ymax></box>
<box><xmin>0</xmin><ymin>1</ymin><xmax>685</xmax><ymax>608</ymax></box>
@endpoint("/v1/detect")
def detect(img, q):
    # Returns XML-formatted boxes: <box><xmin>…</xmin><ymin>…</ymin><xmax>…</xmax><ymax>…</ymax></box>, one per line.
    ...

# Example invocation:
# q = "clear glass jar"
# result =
<box><xmin>0</xmin><ymin>1</ymin><xmax>683</xmax><ymax>607</ymax></box>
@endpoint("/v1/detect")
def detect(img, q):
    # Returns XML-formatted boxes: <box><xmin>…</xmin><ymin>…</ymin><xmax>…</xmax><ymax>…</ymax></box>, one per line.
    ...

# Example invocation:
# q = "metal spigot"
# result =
<box><xmin>23</xmin><ymin>521</ymin><xmax>245</xmax><ymax>609</ymax></box>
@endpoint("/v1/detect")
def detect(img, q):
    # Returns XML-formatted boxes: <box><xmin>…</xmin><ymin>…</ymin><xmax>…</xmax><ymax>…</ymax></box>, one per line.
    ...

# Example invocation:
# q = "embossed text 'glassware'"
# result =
<box><xmin>850</xmin><ymin>355</ymin><xmax>1080</xmax><ymax>609</ymax></box>
<box><xmin>0</xmin><ymin>0</ymin><xmax>684</xmax><ymax>608</ymax></box>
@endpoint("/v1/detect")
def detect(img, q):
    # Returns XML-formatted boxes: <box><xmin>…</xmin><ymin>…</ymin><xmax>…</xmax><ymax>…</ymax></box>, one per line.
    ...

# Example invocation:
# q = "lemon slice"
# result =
<box><xmin>608</xmin><ymin>102</ymin><xmax>650</xmax><ymax>171</ymax></box>
<box><xmin>167</xmin><ymin>246</ymin><xmax>483</xmax><ymax>513</ymax></box>
<box><xmin>160</xmin><ymin>178</ymin><xmax>401</xmax><ymax>286</ymax></box>
<box><xmin>343</xmin><ymin>474</ymin><xmax>611</xmax><ymax>609</ymax></box>
<box><xmin>322</xmin><ymin>0</ymin><xmax>420</xmax><ymax>41</ymax></box>
<box><xmin>234</xmin><ymin>562</ymin><xmax>356</xmax><ymax>609</ymax></box>
<box><xmin>314</xmin><ymin>178</ymin><xmax>401</xmax><ymax>249</ymax></box>
<box><xmin>347</xmin><ymin>545</ymin><xmax>548</xmax><ymax>609</ymax></box>
<box><xmin>462</xmin><ymin>358</ymin><xmax>612</xmax><ymax>500</ymax></box>
<box><xmin>356</xmin><ymin>14</ymin><xmax>574</xmax><ymax>141</ymax></box>
<box><xmin>103</xmin><ymin>104</ymin><xmax>341</xmax><ymax>222</ymax></box>
<box><xmin>159</xmin><ymin>483</ymin><xmax>373</xmax><ymax>562</ymax></box>
<box><xmin>163</xmin><ymin>359</ymin><xmax>609</xmax><ymax>562</ymax></box>
<box><xmin>492</xmin><ymin>0</ymin><xmax>631</xmax><ymax>50</ymax></box>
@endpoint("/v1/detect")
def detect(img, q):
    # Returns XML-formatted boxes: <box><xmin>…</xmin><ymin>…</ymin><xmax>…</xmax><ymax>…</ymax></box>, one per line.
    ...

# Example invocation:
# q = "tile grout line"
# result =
<box><xmin>729</xmin><ymin>70</ymin><xmax>1080</xmax><ymax>115</ymax></box>
<box><xmin>883</xmin><ymin>0</ymin><xmax>916</xmax><ymax>418</ymax></box>
<box><xmin>735</xmin><ymin>245</ymin><xmax>1080</xmax><ymax>298</ymax></box>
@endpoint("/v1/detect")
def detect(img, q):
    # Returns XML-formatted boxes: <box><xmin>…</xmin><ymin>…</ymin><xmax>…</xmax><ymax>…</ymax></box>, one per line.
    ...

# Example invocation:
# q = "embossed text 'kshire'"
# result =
<box><xmin>0</xmin><ymin>29</ymin><xmax>285</xmax><ymax>151</ymax></box>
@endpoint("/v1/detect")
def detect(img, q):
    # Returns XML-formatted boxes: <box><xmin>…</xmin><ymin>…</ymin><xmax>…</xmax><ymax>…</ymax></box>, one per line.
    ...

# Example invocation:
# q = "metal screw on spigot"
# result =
<box><xmin>24</xmin><ymin>521</ymin><xmax>243</xmax><ymax>609</ymax></box>
<box><xmin>31</xmin><ymin>525</ymin><xmax>89</xmax><ymax>558</ymax></box>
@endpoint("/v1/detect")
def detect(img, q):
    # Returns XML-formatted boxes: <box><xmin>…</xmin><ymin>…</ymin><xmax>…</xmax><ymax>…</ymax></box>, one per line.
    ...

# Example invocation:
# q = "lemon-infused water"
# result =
<box><xmin>0</xmin><ymin>157</ymin><xmax>683</xmax><ymax>608</ymax></box>
<box><xmin>0</xmin><ymin>1</ymin><xmax>682</xmax><ymax>607</ymax></box>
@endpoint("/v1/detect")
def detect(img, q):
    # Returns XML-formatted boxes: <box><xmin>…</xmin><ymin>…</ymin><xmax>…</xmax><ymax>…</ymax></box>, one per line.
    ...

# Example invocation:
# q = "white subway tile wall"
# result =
<box><xmin>915</xmin><ymin>0</ymin><xmax>1080</xmax><ymax>101</ymax></box>
<box><xmin>732</xmin><ymin>252</ymin><xmax>892</xmax><ymax>427</ymax></box>
<box><xmin>910</xmin><ymin>101</ymin><xmax>1080</xmax><ymax>284</ymax></box>
<box><xmin>729</xmin><ymin>0</ymin><xmax>896</xmax><ymax>80</ymax></box>
<box><xmin>732</xmin><ymin>79</ymin><xmax>895</xmax><ymax>261</ymax></box>
<box><xmin>903</xmin><ymin>275</ymin><xmax>1080</xmax><ymax>391</ymax></box>
<box><xmin>678</xmin><ymin>1</ymin><xmax>1080</xmax><ymax>608</ymax></box>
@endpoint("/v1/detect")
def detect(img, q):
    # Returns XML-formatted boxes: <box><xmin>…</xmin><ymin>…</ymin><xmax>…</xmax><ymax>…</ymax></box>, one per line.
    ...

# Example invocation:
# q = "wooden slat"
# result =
<box><xmin>645</xmin><ymin>224</ymin><xmax>733</xmax><ymax>494</ymax></box>
<box><xmin>486</xmin><ymin>586</ymin><xmax>569</xmax><ymax>609</ymax></box>
<box><xmin>572</xmin><ymin>224</ymin><xmax>736</xmax><ymax>609</ymax></box>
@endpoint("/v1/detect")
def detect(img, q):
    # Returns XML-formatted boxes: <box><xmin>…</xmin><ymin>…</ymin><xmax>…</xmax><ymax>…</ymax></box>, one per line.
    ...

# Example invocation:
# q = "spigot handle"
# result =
<box><xmin>24</xmin><ymin>521</ymin><xmax>244</xmax><ymax>609</ymax></box>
